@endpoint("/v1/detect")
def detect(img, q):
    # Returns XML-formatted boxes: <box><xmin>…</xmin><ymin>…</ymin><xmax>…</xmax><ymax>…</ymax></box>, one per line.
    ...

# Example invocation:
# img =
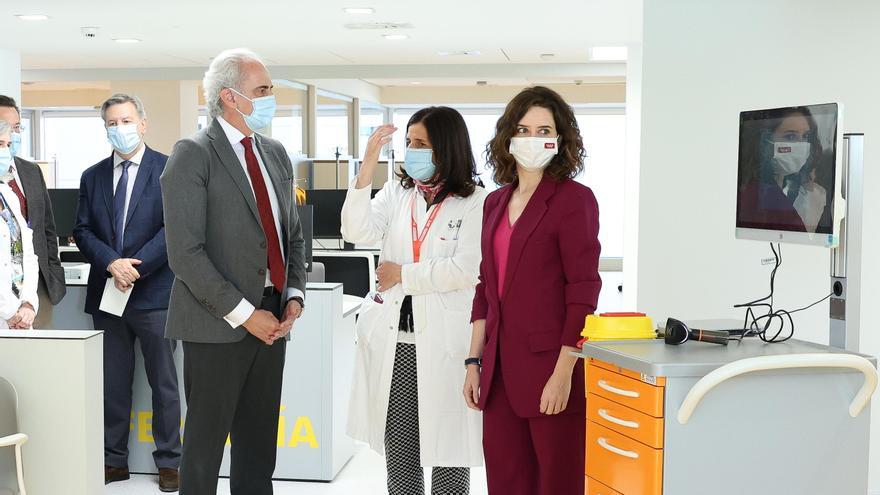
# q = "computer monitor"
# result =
<box><xmin>48</xmin><ymin>188</ymin><xmax>79</xmax><ymax>239</ymax></box>
<box><xmin>735</xmin><ymin>103</ymin><xmax>842</xmax><ymax>247</ymax></box>
<box><xmin>305</xmin><ymin>188</ymin><xmax>380</xmax><ymax>239</ymax></box>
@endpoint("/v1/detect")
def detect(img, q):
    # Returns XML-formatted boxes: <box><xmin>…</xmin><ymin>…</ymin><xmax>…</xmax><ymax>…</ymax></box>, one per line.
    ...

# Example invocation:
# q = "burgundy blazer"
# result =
<box><xmin>471</xmin><ymin>175</ymin><xmax>602</xmax><ymax>418</ymax></box>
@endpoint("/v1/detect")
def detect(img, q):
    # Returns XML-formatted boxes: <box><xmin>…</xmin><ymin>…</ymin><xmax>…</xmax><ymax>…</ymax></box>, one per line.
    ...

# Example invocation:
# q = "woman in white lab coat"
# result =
<box><xmin>0</xmin><ymin>120</ymin><xmax>39</xmax><ymax>329</ymax></box>
<box><xmin>342</xmin><ymin>107</ymin><xmax>488</xmax><ymax>495</ymax></box>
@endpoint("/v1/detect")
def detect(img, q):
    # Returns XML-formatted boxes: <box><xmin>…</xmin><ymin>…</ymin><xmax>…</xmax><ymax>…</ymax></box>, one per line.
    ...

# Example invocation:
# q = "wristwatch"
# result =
<box><xmin>288</xmin><ymin>296</ymin><xmax>305</xmax><ymax>309</ymax></box>
<box><xmin>464</xmin><ymin>357</ymin><xmax>481</xmax><ymax>368</ymax></box>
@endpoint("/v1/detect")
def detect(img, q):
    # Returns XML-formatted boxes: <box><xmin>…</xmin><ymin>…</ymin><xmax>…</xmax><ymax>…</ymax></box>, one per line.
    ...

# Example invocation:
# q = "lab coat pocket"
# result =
<box><xmin>354</xmin><ymin>294</ymin><xmax>383</xmax><ymax>344</ymax></box>
<box><xmin>432</xmin><ymin>237</ymin><xmax>458</xmax><ymax>258</ymax></box>
<box><xmin>441</xmin><ymin>308</ymin><xmax>472</xmax><ymax>359</ymax></box>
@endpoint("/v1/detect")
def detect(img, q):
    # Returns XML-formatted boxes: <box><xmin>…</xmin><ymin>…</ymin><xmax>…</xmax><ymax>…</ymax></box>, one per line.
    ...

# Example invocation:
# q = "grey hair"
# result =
<box><xmin>0</xmin><ymin>119</ymin><xmax>10</xmax><ymax>138</ymax></box>
<box><xmin>203</xmin><ymin>48</ymin><xmax>266</xmax><ymax>119</ymax></box>
<box><xmin>101</xmin><ymin>93</ymin><xmax>147</xmax><ymax>122</ymax></box>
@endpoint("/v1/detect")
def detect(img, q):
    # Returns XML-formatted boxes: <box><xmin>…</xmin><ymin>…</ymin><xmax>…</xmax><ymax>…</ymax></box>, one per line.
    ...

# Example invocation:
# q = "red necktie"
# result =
<box><xmin>7</xmin><ymin>178</ymin><xmax>28</xmax><ymax>221</ymax></box>
<box><xmin>241</xmin><ymin>136</ymin><xmax>285</xmax><ymax>292</ymax></box>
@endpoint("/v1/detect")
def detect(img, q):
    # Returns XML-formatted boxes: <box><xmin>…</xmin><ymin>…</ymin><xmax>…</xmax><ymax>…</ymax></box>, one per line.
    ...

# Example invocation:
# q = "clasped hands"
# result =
<box><xmin>6</xmin><ymin>301</ymin><xmax>35</xmax><ymax>329</ymax></box>
<box><xmin>243</xmin><ymin>299</ymin><xmax>303</xmax><ymax>345</ymax></box>
<box><xmin>108</xmin><ymin>258</ymin><xmax>143</xmax><ymax>292</ymax></box>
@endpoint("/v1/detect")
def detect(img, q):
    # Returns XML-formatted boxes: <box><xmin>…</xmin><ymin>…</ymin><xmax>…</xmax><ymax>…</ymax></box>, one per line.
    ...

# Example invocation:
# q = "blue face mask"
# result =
<box><xmin>0</xmin><ymin>147</ymin><xmax>12</xmax><ymax>176</ymax></box>
<box><xmin>404</xmin><ymin>148</ymin><xmax>436</xmax><ymax>182</ymax></box>
<box><xmin>230</xmin><ymin>88</ymin><xmax>276</xmax><ymax>131</ymax></box>
<box><xmin>10</xmin><ymin>133</ymin><xmax>21</xmax><ymax>157</ymax></box>
<box><xmin>107</xmin><ymin>124</ymin><xmax>142</xmax><ymax>155</ymax></box>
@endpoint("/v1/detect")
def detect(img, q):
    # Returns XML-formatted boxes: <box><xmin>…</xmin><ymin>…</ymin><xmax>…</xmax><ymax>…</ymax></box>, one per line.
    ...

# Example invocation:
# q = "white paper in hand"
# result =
<box><xmin>99</xmin><ymin>278</ymin><xmax>133</xmax><ymax>316</ymax></box>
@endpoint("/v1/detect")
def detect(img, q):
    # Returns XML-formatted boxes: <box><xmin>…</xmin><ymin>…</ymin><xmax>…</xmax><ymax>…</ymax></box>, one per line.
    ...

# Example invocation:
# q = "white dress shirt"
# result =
<box><xmin>217</xmin><ymin>117</ymin><xmax>304</xmax><ymax>328</ymax></box>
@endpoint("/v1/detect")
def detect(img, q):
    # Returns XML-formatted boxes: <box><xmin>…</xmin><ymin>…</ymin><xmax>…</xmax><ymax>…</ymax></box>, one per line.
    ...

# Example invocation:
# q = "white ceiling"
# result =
<box><xmin>5</xmin><ymin>0</ymin><xmax>641</xmax><ymax>70</ymax></box>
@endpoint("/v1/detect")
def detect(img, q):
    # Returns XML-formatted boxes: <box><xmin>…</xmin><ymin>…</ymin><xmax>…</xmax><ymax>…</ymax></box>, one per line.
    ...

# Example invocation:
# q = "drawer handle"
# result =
<box><xmin>597</xmin><ymin>379</ymin><xmax>640</xmax><ymax>398</ymax></box>
<box><xmin>598</xmin><ymin>408</ymin><xmax>640</xmax><ymax>429</ymax></box>
<box><xmin>597</xmin><ymin>437</ymin><xmax>639</xmax><ymax>459</ymax></box>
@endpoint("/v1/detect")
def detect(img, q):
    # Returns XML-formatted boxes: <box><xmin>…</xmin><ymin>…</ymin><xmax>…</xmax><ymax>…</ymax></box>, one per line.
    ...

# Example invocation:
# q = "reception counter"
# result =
<box><xmin>48</xmin><ymin>277</ymin><xmax>359</xmax><ymax>482</ymax></box>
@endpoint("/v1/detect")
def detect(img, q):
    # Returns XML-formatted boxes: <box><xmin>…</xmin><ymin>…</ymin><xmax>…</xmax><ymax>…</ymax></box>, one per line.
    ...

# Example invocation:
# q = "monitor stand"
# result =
<box><xmin>830</xmin><ymin>133</ymin><xmax>864</xmax><ymax>351</ymax></box>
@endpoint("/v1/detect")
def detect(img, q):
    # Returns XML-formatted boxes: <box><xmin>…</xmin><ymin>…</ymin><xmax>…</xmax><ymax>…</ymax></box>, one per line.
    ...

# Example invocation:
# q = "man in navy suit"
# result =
<box><xmin>73</xmin><ymin>94</ymin><xmax>181</xmax><ymax>492</ymax></box>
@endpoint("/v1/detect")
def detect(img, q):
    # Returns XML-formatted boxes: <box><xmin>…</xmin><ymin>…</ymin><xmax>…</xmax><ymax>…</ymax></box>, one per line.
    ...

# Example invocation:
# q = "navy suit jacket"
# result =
<box><xmin>73</xmin><ymin>146</ymin><xmax>173</xmax><ymax>314</ymax></box>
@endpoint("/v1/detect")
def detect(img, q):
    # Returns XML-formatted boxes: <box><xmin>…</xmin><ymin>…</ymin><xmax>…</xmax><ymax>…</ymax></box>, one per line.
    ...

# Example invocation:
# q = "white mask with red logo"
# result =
<box><xmin>509</xmin><ymin>137</ymin><xmax>559</xmax><ymax>171</ymax></box>
<box><xmin>772</xmin><ymin>141</ymin><xmax>810</xmax><ymax>176</ymax></box>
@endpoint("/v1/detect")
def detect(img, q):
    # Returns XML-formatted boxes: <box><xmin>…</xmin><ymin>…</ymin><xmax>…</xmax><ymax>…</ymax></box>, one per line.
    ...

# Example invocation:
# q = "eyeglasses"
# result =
<box><xmin>13</xmin><ymin>125</ymin><xmax>25</xmax><ymax>133</ymax></box>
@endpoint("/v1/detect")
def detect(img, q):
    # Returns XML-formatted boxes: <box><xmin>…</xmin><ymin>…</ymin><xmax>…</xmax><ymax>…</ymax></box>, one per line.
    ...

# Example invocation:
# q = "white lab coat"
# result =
<box><xmin>342</xmin><ymin>178</ymin><xmax>487</xmax><ymax>467</ymax></box>
<box><xmin>0</xmin><ymin>183</ymin><xmax>39</xmax><ymax>328</ymax></box>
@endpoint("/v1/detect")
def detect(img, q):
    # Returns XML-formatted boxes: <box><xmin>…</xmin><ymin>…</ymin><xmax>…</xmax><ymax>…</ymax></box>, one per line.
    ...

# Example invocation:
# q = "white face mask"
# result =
<box><xmin>509</xmin><ymin>137</ymin><xmax>558</xmax><ymax>171</ymax></box>
<box><xmin>772</xmin><ymin>141</ymin><xmax>810</xmax><ymax>176</ymax></box>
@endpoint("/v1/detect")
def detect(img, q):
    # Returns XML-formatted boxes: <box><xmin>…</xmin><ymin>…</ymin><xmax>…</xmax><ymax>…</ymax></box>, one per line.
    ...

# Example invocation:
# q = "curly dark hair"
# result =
<box><xmin>485</xmin><ymin>86</ymin><xmax>585</xmax><ymax>185</ymax></box>
<box><xmin>397</xmin><ymin>106</ymin><xmax>478</xmax><ymax>198</ymax></box>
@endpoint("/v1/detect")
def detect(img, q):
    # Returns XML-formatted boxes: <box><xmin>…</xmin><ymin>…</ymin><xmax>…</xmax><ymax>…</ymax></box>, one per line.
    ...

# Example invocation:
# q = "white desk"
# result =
<box><xmin>122</xmin><ymin>282</ymin><xmax>359</xmax><ymax>481</ymax></box>
<box><xmin>0</xmin><ymin>330</ymin><xmax>104</xmax><ymax>495</ymax></box>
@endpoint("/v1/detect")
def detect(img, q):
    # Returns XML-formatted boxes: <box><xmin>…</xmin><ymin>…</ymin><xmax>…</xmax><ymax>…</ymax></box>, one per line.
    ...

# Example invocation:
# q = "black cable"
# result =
<box><xmin>733</xmin><ymin>242</ymin><xmax>833</xmax><ymax>344</ymax></box>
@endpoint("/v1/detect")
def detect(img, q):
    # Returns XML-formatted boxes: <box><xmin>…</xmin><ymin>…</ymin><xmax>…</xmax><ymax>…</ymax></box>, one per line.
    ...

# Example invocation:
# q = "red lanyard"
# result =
<box><xmin>410</xmin><ymin>192</ymin><xmax>444</xmax><ymax>262</ymax></box>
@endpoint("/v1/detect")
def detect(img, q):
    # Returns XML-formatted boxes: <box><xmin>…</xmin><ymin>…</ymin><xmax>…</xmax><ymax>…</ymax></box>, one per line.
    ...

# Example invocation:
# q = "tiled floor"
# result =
<box><xmin>105</xmin><ymin>443</ymin><xmax>489</xmax><ymax>495</ymax></box>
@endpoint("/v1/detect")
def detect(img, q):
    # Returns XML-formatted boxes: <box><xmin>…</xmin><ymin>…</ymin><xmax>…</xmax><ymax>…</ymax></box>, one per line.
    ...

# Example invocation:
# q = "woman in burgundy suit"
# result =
<box><xmin>463</xmin><ymin>86</ymin><xmax>601</xmax><ymax>495</ymax></box>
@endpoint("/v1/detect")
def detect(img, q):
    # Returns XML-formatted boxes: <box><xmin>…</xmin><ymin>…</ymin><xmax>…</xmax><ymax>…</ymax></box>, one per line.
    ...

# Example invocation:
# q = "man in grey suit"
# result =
<box><xmin>161</xmin><ymin>48</ymin><xmax>306</xmax><ymax>495</ymax></box>
<box><xmin>0</xmin><ymin>95</ymin><xmax>66</xmax><ymax>328</ymax></box>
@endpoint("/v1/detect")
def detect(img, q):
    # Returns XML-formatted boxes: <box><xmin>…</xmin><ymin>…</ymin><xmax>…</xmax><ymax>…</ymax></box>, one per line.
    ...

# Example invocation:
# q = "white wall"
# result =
<box><xmin>638</xmin><ymin>0</ymin><xmax>880</xmax><ymax>491</ymax></box>
<box><xmin>0</xmin><ymin>49</ymin><xmax>21</xmax><ymax>105</ymax></box>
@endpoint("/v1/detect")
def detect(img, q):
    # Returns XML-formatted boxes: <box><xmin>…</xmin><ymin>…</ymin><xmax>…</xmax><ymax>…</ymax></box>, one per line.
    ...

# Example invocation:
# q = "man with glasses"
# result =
<box><xmin>0</xmin><ymin>95</ymin><xmax>66</xmax><ymax>328</ymax></box>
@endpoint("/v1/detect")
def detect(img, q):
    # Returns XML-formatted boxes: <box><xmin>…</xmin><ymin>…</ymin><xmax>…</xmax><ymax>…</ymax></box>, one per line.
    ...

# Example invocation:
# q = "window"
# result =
<box><xmin>391</xmin><ymin>109</ymin><xmax>415</xmax><ymax>163</ymax></box>
<box><xmin>458</xmin><ymin>110</ymin><xmax>502</xmax><ymax>189</ymax></box>
<box><xmin>42</xmin><ymin>110</ymin><xmax>111</xmax><ymax>188</ymax></box>
<box><xmin>358</xmin><ymin>106</ymin><xmax>385</xmax><ymax>159</ymax></box>
<box><xmin>316</xmin><ymin>104</ymin><xmax>350</xmax><ymax>158</ymax></box>
<box><xmin>18</xmin><ymin>110</ymin><xmax>34</xmax><ymax>160</ymax></box>
<box><xmin>575</xmin><ymin>111</ymin><xmax>626</xmax><ymax>258</ymax></box>
<box><xmin>271</xmin><ymin>107</ymin><xmax>304</xmax><ymax>156</ymax></box>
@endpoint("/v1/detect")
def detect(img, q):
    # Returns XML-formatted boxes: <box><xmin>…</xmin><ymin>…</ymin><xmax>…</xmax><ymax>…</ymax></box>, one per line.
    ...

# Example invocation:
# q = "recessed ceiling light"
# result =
<box><xmin>438</xmin><ymin>50</ymin><xmax>481</xmax><ymax>57</ymax></box>
<box><xmin>383</xmin><ymin>34</ymin><xmax>407</xmax><ymax>40</ymax></box>
<box><xmin>591</xmin><ymin>46</ymin><xmax>628</xmax><ymax>61</ymax></box>
<box><xmin>113</xmin><ymin>38</ymin><xmax>141</xmax><ymax>44</ymax></box>
<box><xmin>16</xmin><ymin>14</ymin><xmax>50</xmax><ymax>21</ymax></box>
<box><xmin>344</xmin><ymin>7</ymin><xmax>374</xmax><ymax>14</ymax></box>
<box><xmin>410</xmin><ymin>81</ymin><xmax>422</xmax><ymax>85</ymax></box>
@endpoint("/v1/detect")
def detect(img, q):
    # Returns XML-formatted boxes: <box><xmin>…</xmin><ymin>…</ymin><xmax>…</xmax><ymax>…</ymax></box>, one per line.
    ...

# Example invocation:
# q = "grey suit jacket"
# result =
<box><xmin>14</xmin><ymin>157</ymin><xmax>66</xmax><ymax>304</ymax></box>
<box><xmin>161</xmin><ymin>118</ymin><xmax>307</xmax><ymax>343</ymax></box>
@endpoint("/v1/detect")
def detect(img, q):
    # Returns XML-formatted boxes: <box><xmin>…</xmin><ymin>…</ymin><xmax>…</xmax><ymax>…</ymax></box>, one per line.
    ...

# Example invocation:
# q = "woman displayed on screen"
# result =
<box><xmin>737</xmin><ymin>106</ymin><xmax>832</xmax><ymax>233</ymax></box>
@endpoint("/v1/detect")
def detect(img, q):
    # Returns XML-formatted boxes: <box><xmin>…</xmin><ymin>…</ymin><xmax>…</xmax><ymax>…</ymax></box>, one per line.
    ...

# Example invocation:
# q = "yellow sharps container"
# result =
<box><xmin>580</xmin><ymin>312</ymin><xmax>656</xmax><ymax>344</ymax></box>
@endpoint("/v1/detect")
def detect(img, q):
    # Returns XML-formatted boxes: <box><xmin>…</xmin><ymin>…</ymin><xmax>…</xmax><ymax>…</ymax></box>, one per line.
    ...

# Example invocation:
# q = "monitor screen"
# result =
<box><xmin>735</xmin><ymin>103</ymin><xmax>840</xmax><ymax>246</ymax></box>
<box><xmin>48</xmin><ymin>188</ymin><xmax>79</xmax><ymax>238</ymax></box>
<box><xmin>305</xmin><ymin>188</ymin><xmax>379</xmax><ymax>239</ymax></box>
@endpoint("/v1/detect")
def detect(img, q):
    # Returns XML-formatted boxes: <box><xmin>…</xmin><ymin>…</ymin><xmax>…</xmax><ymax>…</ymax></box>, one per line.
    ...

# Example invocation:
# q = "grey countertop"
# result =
<box><xmin>576</xmin><ymin>338</ymin><xmax>877</xmax><ymax>377</ymax></box>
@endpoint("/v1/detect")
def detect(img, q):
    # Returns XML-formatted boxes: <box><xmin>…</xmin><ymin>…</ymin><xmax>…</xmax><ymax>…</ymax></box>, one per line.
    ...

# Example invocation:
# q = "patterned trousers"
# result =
<box><xmin>385</xmin><ymin>342</ymin><xmax>470</xmax><ymax>495</ymax></box>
